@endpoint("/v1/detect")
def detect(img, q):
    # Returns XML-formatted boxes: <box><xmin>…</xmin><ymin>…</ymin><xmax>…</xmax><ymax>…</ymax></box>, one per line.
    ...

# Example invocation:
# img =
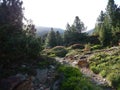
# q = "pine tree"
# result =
<box><xmin>73</xmin><ymin>16</ymin><xmax>86</xmax><ymax>33</ymax></box>
<box><xmin>45</xmin><ymin>28</ymin><xmax>56</xmax><ymax>48</ymax></box>
<box><xmin>106</xmin><ymin>0</ymin><xmax>117</xmax><ymax>27</ymax></box>
<box><xmin>56</xmin><ymin>31</ymin><xmax>63</xmax><ymax>46</ymax></box>
<box><xmin>0</xmin><ymin>0</ymin><xmax>23</xmax><ymax>32</ymax></box>
<box><xmin>94</xmin><ymin>11</ymin><xmax>105</xmax><ymax>35</ymax></box>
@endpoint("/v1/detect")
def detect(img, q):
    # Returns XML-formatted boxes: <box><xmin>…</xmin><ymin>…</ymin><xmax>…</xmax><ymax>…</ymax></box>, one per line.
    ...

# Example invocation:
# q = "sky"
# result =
<box><xmin>23</xmin><ymin>0</ymin><xmax>120</xmax><ymax>30</ymax></box>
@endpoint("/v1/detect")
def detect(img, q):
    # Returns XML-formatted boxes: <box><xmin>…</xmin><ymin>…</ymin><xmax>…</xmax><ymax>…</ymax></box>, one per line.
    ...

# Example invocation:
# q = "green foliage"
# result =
<box><xmin>56</xmin><ymin>31</ymin><xmax>63</xmax><ymax>46</ymax></box>
<box><xmin>0</xmin><ymin>34</ymin><xmax>42</xmax><ymax>61</ymax></box>
<box><xmin>0</xmin><ymin>0</ymin><xmax>23</xmax><ymax>31</ymax></box>
<box><xmin>0</xmin><ymin>0</ymin><xmax>42</xmax><ymax>65</ymax></box>
<box><xmin>63</xmin><ymin>17</ymin><xmax>88</xmax><ymax>46</ymax></box>
<box><xmin>107</xmin><ymin>73</ymin><xmax>120</xmax><ymax>87</ymax></box>
<box><xmin>73</xmin><ymin>16</ymin><xmax>86</xmax><ymax>33</ymax></box>
<box><xmin>91</xmin><ymin>45</ymin><xmax>102</xmax><ymax>50</ymax></box>
<box><xmin>45</xmin><ymin>28</ymin><xmax>63</xmax><ymax>48</ymax></box>
<box><xmin>57</xmin><ymin>66</ymin><xmax>102</xmax><ymax>90</ymax></box>
<box><xmin>100</xmin><ymin>70</ymin><xmax>107</xmax><ymax>77</ymax></box>
<box><xmin>95</xmin><ymin>0</ymin><xmax>120</xmax><ymax>46</ymax></box>
<box><xmin>89</xmin><ymin>50</ymin><xmax>120</xmax><ymax>88</ymax></box>
<box><xmin>90</xmin><ymin>66</ymin><xmax>101</xmax><ymax>74</ymax></box>
<box><xmin>51</xmin><ymin>46</ymin><xmax>67</xmax><ymax>57</ymax></box>
<box><xmin>45</xmin><ymin>28</ymin><xmax>57</xmax><ymax>48</ymax></box>
<box><xmin>71</xmin><ymin>44</ymin><xmax>84</xmax><ymax>49</ymax></box>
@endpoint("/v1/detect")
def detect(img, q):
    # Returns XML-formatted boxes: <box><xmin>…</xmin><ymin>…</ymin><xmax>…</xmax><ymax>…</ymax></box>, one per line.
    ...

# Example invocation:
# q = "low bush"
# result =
<box><xmin>57</xmin><ymin>66</ymin><xmax>102</xmax><ymax>90</ymax></box>
<box><xmin>71</xmin><ymin>44</ymin><xmax>84</xmax><ymax>49</ymax></box>
<box><xmin>51</xmin><ymin>46</ymin><xmax>67</xmax><ymax>57</ymax></box>
<box><xmin>91</xmin><ymin>45</ymin><xmax>102</xmax><ymax>50</ymax></box>
<box><xmin>90</xmin><ymin>66</ymin><xmax>100</xmax><ymax>74</ymax></box>
<box><xmin>100</xmin><ymin>70</ymin><xmax>107</xmax><ymax>78</ymax></box>
<box><xmin>107</xmin><ymin>73</ymin><xmax>120</xmax><ymax>87</ymax></box>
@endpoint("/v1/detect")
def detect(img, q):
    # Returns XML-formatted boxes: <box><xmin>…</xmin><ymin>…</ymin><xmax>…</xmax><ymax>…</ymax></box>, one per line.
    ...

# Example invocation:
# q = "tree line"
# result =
<box><xmin>44</xmin><ymin>16</ymin><xmax>88</xmax><ymax>48</ymax></box>
<box><xmin>94</xmin><ymin>0</ymin><xmax>120</xmax><ymax>46</ymax></box>
<box><xmin>45</xmin><ymin>0</ymin><xmax>120</xmax><ymax>48</ymax></box>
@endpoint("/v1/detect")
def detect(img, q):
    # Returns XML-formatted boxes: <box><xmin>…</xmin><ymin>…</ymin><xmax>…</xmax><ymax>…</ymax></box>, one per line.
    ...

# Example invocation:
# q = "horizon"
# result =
<box><xmin>23</xmin><ymin>0</ymin><xmax>120</xmax><ymax>31</ymax></box>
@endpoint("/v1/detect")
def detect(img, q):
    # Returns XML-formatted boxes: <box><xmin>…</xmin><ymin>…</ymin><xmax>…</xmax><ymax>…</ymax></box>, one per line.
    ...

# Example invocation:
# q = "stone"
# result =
<box><xmin>21</xmin><ymin>65</ymin><xmax>26</xmax><ymax>68</ymax></box>
<box><xmin>49</xmin><ymin>65</ymin><xmax>55</xmax><ymax>69</ymax></box>
<box><xmin>40</xmin><ymin>86</ymin><xmax>44</xmax><ymax>90</ymax></box>
<box><xmin>16</xmin><ymin>73</ymin><xmax>27</xmax><ymax>81</ymax></box>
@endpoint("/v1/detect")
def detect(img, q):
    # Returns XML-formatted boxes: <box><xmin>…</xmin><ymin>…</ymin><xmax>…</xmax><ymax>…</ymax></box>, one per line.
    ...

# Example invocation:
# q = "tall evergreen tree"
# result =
<box><xmin>0</xmin><ymin>0</ymin><xmax>23</xmax><ymax>32</ymax></box>
<box><xmin>0</xmin><ymin>0</ymin><xmax>42</xmax><ymax>61</ymax></box>
<box><xmin>56</xmin><ymin>31</ymin><xmax>63</xmax><ymax>46</ymax></box>
<box><xmin>94</xmin><ymin>11</ymin><xmax>105</xmax><ymax>35</ymax></box>
<box><xmin>45</xmin><ymin>28</ymin><xmax>56</xmax><ymax>48</ymax></box>
<box><xmin>106</xmin><ymin>0</ymin><xmax>117</xmax><ymax>27</ymax></box>
<box><xmin>73</xmin><ymin>16</ymin><xmax>86</xmax><ymax>33</ymax></box>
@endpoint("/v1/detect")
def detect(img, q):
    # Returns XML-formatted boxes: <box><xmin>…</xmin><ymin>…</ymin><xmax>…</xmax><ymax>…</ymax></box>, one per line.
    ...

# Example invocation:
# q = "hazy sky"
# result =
<box><xmin>23</xmin><ymin>0</ymin><xmax>120</xmax><ymax>30</ymax></box>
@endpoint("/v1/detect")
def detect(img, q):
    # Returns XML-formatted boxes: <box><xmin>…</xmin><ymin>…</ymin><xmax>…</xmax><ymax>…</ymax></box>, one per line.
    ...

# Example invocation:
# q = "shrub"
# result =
<box><xmin>91</xmin><ymin>45</ymin><xmax>102</xmax><ymax>50</ymax></box>
<box><xmin>100</xmin><ymin>70</ymin><xmax>107</xmax><ymax>77</ymax></box>
<box><xmin>90</xmin><ymin>66</ymin><xmax>100</xmax><ymax>74</ymax></box>
<box><xmin>107</xmin><ymin>73</ymin><xmax>120</xmax><ymax>88</ymax></box>
<box><xmin>71</xmin><ymin>44</ymin><xmax>84</xmax><ymax>49</ymax></box>
<box><xmin>51</xmin><ymin>46</ymin><xmax>67</xmax><ymax>57</ymax></box>
<box><xmin>0</xmin><ymin>34</ymin><xmax>42</xmax><ymax>61</ymax></box>
<box><xmin>57</xmin><ymin>66</ymin><xmax>102</xmax><ymax>90</ymax></box>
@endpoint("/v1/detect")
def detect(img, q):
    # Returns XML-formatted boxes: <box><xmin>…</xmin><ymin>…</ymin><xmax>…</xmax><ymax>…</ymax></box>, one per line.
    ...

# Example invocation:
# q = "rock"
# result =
<box><xmin>36</xmin><ymin>69</ymin><xmax>48</xmax><ymax>83</ymax></box>
<box><xmin>40</xmin><ymin>86</ymin><xmax>44</xmax><ymax>90</ymax></box>
<box><xmin>49</xmin><ymin>65</ymin><xmax>55</xmax><ymax>69</ymax></box>
<box><xmin>16</xmin><ymin>73</ymin><xmax>27</xmax><ymax>81</ymax></box>
<box><xmin>21</xmin><ymin>65</ymin><xmax>26</xmax><ymax>68</ymax></box>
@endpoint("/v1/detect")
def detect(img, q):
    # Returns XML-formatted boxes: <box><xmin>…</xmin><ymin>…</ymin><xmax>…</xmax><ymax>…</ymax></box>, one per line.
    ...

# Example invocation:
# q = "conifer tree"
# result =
<box><xmin>56</xmin><ymin>31</ymin><xmax>63</xmax><ymax>46</ymax></box>
<box><xmin>45</xmin><ymin>28</ymin><xmax>56</xmax><ymax>48</ymax></box>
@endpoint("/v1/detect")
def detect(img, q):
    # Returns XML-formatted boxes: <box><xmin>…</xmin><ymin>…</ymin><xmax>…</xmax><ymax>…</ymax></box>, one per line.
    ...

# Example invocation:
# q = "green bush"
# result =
<box><xmin>91</xmin><ymin>45</ymin><xmax>102</xmax><ymax>50</ymax></box>
<box><xmin>57</xmin><ymin>66</ymin><xmax>102</xmax><ymax>90</ymax></box>
<box><xmin>100</xmin><ymin>70</ymin><xmax>107</xmax><ymax>77</ymax></box>
<box><xmin>107</xmin><ymin>73</ymin><xmax>120</xmax><ymax>87</ymax></box>
<box><xmin>89</xmin><ymin>51</ymin><xmax>120</xmax><ymax>89</ymax></box>
<box><xmin>0</xmin><ymin>34</ymin><xmax>42</xmax><ymax>63</ymax></box>
<box><xmin>51</xmin><ymin>46</ymin><xmax>67</xmax><ymax>57</ymax></box>
<box><xmin>90</xmin><ymin>66</ymin><xmax>100</xmax><ymax>74</ymax></box>
<box><xmin>71</xmin><ymin>44</ymin><xmax>84</xmax><ymax>49</ymax></box>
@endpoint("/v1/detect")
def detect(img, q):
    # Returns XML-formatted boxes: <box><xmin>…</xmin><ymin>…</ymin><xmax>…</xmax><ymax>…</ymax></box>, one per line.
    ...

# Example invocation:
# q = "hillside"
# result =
<box><xmin>36</xmin><ymin>26</ymin><xmax>64</xmax><ymax>36</ymax></box>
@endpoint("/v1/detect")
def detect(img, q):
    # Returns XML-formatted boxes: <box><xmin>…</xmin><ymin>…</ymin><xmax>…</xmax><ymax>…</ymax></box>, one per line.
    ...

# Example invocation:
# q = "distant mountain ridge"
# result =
<box><xmin>36</xmin><ymin>26</ymin><xmax>64</xmax><ymax>36</ymax></box>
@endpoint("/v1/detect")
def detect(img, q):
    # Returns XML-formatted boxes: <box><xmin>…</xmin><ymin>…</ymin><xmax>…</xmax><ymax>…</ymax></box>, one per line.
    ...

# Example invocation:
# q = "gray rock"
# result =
<box><xmin>36</xmin><ymin>69</ymin><xmax>48</xmax><ymax>83</ymax></box>
<box><xmin>21</xmin><ymin>64</ymin><xmax>26</xmax><ymax>68</ymax></box>
<box><xmin>16</xmin><ymin>73</ymin><xmax>27</xmax><ymax>81</ymax></box>
<box><xmin>49</xmin><ymin>65</ymin><xmax>55</xmax><ymax>69</ymax></box>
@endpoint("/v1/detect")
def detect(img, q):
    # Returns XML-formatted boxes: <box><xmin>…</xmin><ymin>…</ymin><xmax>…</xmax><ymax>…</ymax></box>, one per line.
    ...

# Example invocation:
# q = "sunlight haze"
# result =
<box><xmin>23</xmin><ymin>0</ymin><xmax>120</xmax><ymax>30</ymax></box>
